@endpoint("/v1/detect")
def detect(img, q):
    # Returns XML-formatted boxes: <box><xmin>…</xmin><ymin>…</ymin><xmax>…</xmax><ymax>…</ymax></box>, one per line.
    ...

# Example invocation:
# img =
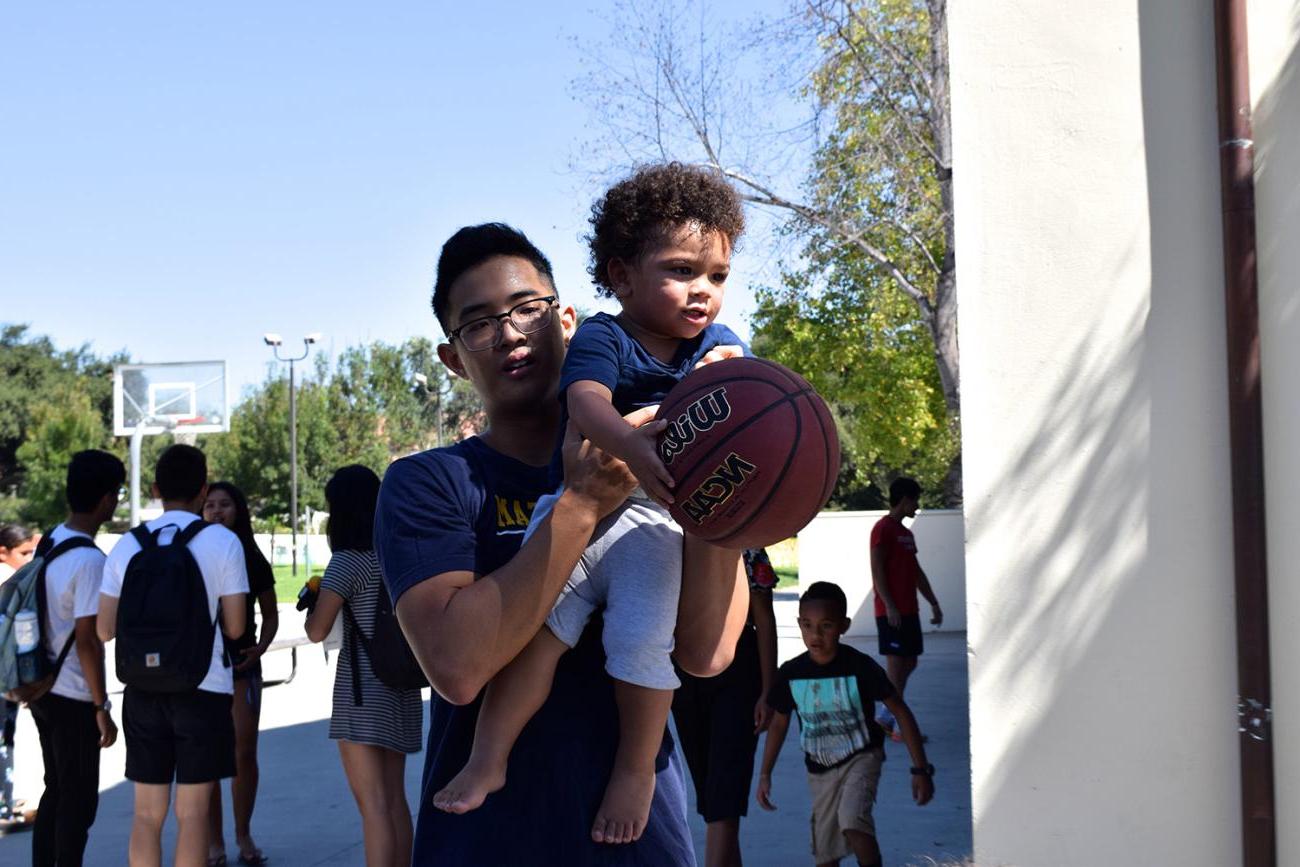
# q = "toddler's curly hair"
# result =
<box><xmin>587</xmin><ymin>163</ymin><xmax>745</xmax><ymax>297</ymax></box>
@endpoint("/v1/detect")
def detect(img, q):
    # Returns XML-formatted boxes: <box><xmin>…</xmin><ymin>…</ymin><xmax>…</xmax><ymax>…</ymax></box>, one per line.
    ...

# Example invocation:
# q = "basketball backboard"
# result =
<box><xmin>113</xmin><ymin>361</ymin><xmax>229</xmax><ymax>436</ymax></box>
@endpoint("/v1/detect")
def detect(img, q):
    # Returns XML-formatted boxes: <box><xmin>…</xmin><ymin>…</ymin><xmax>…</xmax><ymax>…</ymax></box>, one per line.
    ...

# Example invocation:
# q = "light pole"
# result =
<box><xmin>264</xmin><ymin>332</ymin><xmax>320</xmax><ymax>576</ymax></box>
<box><xmin>413</xmin><ymin>372</ymin><xmax>445</xmax><ymax>448</ymax></box>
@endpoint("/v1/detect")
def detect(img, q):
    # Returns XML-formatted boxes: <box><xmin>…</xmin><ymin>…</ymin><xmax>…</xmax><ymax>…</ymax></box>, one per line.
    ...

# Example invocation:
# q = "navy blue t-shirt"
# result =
<box><xmin>550</xmin><ymin>312</ymin><xmax>748</xmax><ymax>484</ymax></box>
<box><xmin>375</xmin><ymin>436</ymin><xmax>696</xmax><ymax>866</ymax></box>
<box><xmin>561</xmin><ymin>312</ymin><xmax>747</xmax><ymax>414</ymax></box>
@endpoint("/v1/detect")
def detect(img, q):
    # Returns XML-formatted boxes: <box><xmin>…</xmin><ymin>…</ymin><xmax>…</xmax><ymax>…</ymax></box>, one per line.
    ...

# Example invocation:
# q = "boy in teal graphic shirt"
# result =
<box><xmin>758</xmin><ymin>582</ymin><xmax>934</xmax><ymax>867</ymax></box>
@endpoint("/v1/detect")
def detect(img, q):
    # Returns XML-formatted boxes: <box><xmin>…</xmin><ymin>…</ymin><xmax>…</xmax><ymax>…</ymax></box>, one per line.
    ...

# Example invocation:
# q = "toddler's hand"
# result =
<box><xmin>693</xmin><ymin>344</ymin><xmax>745</xmax><ymax>369</ymax></box>
<box><xmin>618</xmin><ymin>422</ymin><xmax>676</xmax><ymax>505</ymax></box>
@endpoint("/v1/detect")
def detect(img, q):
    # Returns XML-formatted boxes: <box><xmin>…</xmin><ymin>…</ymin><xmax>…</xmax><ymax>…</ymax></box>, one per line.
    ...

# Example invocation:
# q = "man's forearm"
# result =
<box><xmin>74</xmin><ymin>620</ymin><xmax>107</xmax><ymax>706</ymax></box>
<box><xmin>917</xmin><ymin>570</ymin><xmax>939</xmax><ymax>608</ymax></box>
<box><xmin>407</xmin><ymin>489</ymin><xmax>602</xmax><ymax>704</ymax></box>
<box><xmin>675</xmin><ymin>541</ymin><xmax>747</xmax><ymax>677</ymax></box>
<box><xmin>870</xmin><ymin>554</ymin><xmax>897</xmax><ymax>611</ymax></box>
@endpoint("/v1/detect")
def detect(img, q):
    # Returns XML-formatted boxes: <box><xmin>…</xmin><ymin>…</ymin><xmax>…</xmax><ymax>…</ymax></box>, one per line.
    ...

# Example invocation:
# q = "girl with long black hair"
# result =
<box><xmin>304</xmin><ymin>465</ymin><xmax>421</xmax><ymax>867</ymax></box>
<box><xmin>202</xmin><ymin>483</ymin><xmax>277</xmax><ymax>867</ymax></box>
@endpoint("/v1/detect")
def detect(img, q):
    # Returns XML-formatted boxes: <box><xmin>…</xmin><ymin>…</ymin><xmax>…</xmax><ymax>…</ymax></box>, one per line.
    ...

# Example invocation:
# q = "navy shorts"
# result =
<box><xmin>876</xmin><ymin>614</ymin><xmax>924</xmax><ymax>657</ymax></box>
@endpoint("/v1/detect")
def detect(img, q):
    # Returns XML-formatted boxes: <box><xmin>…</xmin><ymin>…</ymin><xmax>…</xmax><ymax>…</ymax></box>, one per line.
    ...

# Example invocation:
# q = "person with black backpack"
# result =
<box><xmin>25</xmin><ymin>450</ymin><xmax>125</xmax><ymax>866</ymax></box>
<box><xmin>303</xmin><ymin>465</ymin><xmax>422</xmax><ymax>867</ymax></box>
<box><xmin>96</xmin><ymin>445</ymin><xmax>248</xmax><ymax>867</ymax></box>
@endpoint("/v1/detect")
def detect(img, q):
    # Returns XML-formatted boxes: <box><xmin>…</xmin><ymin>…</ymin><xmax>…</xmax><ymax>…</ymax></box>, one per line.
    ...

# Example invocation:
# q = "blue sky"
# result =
<box><xmin>1</xmin><ymin>1</ymin><xmax>795</xmax><ymax>401</ymax></box>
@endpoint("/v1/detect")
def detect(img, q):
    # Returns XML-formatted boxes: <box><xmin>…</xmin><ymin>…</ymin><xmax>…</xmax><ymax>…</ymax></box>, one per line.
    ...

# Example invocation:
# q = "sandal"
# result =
<box><xmin>207</xmin><ymin>855</ymin><xmax>227</xmax><ymax>867</ymax></box>
<box><xmin>237</xmin><ymin>851</ymin><xmax>269</xmax><ymax>866</ymax></box>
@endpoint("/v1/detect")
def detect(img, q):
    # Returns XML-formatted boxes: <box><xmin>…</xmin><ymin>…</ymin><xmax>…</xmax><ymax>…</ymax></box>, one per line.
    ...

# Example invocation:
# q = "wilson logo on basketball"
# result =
<box><xmin>658</xmin><ymin>387</ymin><xmax>732</xmax><ymax>466</ymax></box>
<box><xmin>681</xmin><ymin>452</ymin><xmax>758</xmax><ymax>525</ymax></box>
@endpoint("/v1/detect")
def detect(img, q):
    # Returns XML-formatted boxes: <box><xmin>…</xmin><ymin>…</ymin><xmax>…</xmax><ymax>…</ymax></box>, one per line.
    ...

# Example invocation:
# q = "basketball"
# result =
<box><xmin>655</xmin><ymin>357</ymin><xmax>840</xmax><ymax>549</ymax></box>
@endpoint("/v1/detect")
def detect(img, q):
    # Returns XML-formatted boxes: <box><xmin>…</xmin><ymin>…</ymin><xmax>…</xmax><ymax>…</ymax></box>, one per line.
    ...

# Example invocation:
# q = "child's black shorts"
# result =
<box><xmin>123</xmin><ymin>688</ymin><xmax>235</xmax><ymax>784</ymax></box>
<box><xmin>876</xmin><ymin>614</ymin><xmax>924</xmax><ymax>657</ymax></box>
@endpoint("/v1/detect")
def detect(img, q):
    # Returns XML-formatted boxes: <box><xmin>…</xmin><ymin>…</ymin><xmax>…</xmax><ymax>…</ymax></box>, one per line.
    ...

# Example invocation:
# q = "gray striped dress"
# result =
<box><xmin>321</xmin><ymin>549</ymin><xmax>423</xmax><ymax>753</ymax></box>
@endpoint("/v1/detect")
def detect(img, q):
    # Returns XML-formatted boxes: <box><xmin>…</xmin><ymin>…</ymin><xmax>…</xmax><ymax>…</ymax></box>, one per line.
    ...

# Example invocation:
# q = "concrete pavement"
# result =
<box><xmin>1</xmin><ymin>596</ymin><xmax>971</xmax><ymax>865</ymax></box>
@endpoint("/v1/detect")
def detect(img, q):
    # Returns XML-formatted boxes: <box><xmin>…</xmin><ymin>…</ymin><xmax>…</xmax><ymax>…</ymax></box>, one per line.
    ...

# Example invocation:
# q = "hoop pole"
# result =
<box><xmin>290</xmin><ymin>358</ymin><xmax>299</xmax><ymax>577</ymax></box>
<box><xmin>129</xmin><ymin>425</ymin><xmax>144</xmax><ymax>526</ymax></box>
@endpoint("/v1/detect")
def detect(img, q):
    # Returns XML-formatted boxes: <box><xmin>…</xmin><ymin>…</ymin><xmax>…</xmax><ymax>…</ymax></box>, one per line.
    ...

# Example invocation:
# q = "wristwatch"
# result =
<box><xmin>910</xmin><ymin>763</ymin><xmax>936</xmax><ymax>777</ymax></box>
<box><xmin>95</xmin><ymin>699</ymin><xmax>112</xmax><ymax>713</ymax></box>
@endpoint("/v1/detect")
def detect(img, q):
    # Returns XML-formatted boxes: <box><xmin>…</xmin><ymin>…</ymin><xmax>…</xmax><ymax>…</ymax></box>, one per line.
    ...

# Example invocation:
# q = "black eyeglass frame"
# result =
<box><xmin>447</xmin><ymin>295</ymin><xmax>560</xmax><ymax>352</ymax></box>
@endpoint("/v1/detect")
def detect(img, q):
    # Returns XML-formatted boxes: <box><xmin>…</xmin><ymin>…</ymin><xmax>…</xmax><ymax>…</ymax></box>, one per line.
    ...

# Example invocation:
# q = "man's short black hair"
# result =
<box><xmin>67</xmin><ymin>450</ymin><xmax>126</xmax><ymax>513</ymax></box>
<box><xmin>155</xmin><ymin>444</ymin><xmax>207</xmax><ymax>502</ymax></box>
<box><xmin>799</xmin><ymin>581</ymin><xmax>848</xmax><ymax>619</ymax></box>
<box><xmin>431</xmin><ymin>223</ymin><xmax>556</xmax><ymax>332</ymax></box>
<box><xmin>889</xmin><ymin>476</ymin><xmax>922</xmax><ymax>507</ymax></box>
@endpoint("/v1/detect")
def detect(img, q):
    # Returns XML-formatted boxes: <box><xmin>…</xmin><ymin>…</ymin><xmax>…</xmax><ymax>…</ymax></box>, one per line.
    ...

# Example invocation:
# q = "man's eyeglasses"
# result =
<box><xmin>449</xmin><ymin>296</ymin><xmax>559</xmax><ymax>352</ymax></box>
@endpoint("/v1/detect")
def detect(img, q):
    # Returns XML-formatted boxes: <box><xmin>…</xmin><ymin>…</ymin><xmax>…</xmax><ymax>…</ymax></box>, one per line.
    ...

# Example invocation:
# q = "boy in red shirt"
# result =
<box><xmin>870</xmin><ymin>477</ymin><xmax>942</xmax><ymax>738</ymax></box>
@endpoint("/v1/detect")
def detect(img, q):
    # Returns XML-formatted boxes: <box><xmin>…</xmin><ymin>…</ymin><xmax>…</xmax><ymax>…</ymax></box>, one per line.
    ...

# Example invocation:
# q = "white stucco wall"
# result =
<box><xmin>948</xmin><ymin>1</ymin><xmax>1280</xmax><ymax>863</ymax></box>
<box><xmin>1250</xmin><ymin>1</ymin><xmax>1300</xmax><ymax>864</ymax></box>
<box><xmin>796</xmin><ymin>510</ymin><xmax>965</xmax><ymax>637</ymax></box>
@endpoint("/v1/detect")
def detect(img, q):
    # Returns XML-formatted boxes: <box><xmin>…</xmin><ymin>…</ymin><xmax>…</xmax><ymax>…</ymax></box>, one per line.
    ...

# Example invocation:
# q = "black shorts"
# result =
<box><xmin>123</xmin><ymin>688</ymin><xmax>235</xmax><ymax>784</ymax></box>
<box><xmin>672</xmin><ymin>625</ymin><xmax>762</xmax><ymax>823</ymax></box>
<box><xmin>876</xmin><ymin>614</ymin><xmax>924</xmax><ymax>657</ymax></box>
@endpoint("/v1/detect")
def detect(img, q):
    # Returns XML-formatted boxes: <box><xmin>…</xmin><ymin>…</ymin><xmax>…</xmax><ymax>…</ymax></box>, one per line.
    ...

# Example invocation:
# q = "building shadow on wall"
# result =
<box><xmin>970</xmin><ymin>3</ymin><xmax>1300</xmax><ymax>865</ymax></box>
<box><xmin>1250</xmin><ymin>0</ymin><xmax>1300</xmax><ymax>860</ymax></box>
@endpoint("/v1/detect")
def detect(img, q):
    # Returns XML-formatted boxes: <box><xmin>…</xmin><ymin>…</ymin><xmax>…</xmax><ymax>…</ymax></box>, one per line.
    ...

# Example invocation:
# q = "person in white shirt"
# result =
<box><xmin>27</xmin><ymin>450</ymin><xmax>125</xmax><ymax>867</ymax></box>
<box><xmin>0</xmin><ymin>522</ymin><xmax>38</xmax><ymax>831</ymax></box>
<box><xmin>98</xmin><ymin>445</ymin><xmax>248</xmax><ymax>867</ymax></box>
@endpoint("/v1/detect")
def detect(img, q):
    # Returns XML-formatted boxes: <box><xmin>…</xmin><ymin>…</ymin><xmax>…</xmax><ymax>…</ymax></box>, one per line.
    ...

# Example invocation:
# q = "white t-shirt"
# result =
<box><xmin>101</xmin><ymin>510</ymin><xmax>249</xmax><ymax>695</ymax></box>
<box><xmin>42</xmin><ymin>524</ymin><xmax>108</xmax><ymax>703</ymax></box>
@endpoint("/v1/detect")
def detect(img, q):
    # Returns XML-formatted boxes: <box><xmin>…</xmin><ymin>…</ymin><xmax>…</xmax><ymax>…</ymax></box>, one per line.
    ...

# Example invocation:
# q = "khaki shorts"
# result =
<box><xmin>807</xmin><ymin>748</ymin><xmax>884</xmax><ymax>863</ymax></box>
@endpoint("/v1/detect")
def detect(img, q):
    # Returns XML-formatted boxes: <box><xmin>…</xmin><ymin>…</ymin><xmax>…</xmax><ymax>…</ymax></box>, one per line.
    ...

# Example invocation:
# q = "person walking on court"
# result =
<box><xmin>202</xmin><ymin>482</ymin><xmax>278</xmax><ymax>867</ymax></box>
<box><xmin>870</xmin><ymin>477</ymin><xmax>942</xmax><ymax>739</ymax></box>
<box><xmin>1</xmin><ymin>522</ymin><xmax>39</xmax><ymax>832</ymax></box>
<box><xmin>758</xmin><ymin>582</ymin><xmax>935</xmax><ymax>867</ymax></box>
<box><xmin>97</xmin><ymin>445</ymin><xmax>249</xmax><ymax>867</ymax></box>
<box><xmin>671</xmin><ymin>548</ymin><xmax>780</xmax><ymax>867</ymax></box>
<box><xmin>26</xmin><ymin>450</ymin><xmax>125</xmax><ymax>867</ymax></box>
<box><xmin>304</xmin><ymin>465</ymin><xmax>421</xmax><ymax>867</ymax></box>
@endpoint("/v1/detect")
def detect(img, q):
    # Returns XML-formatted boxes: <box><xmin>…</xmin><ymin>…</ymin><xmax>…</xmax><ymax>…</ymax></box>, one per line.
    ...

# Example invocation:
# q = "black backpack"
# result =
<box><xmin>115</xmin><ymin>521</ymin><xmax>223</xmax><ymax>693</ymax></box>
<box><xmin>342</xmin><ymin>580</ymin><xmax>427</xmax><ymax>704</ymax></box>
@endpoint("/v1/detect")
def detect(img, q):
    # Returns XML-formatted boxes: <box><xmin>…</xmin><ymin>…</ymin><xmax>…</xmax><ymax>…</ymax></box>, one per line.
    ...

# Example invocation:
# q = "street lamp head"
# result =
<box><xmin>263</xmin><ymin>333</ymin><xmax>283</xmax><ymax>347</ymax></box>
<box><xmin>304</xmin><ymin>332</ymin><xmax>322</xmax><ymax>345</ymax></box>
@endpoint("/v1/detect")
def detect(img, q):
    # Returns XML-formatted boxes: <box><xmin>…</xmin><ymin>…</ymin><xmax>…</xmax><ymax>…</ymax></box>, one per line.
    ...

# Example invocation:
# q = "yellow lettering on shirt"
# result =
<box><xmin>495</xmin><ymin>496</ymin><xmax>538</xmax><ymax>531</ymax></box>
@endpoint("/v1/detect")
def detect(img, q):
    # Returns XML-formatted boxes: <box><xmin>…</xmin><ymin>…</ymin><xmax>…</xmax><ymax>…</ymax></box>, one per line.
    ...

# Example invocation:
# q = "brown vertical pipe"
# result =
<box><xmin>1213</xmin><ymin>1</ymin><xmax>1275</xmax><ymax>865</ymax></box>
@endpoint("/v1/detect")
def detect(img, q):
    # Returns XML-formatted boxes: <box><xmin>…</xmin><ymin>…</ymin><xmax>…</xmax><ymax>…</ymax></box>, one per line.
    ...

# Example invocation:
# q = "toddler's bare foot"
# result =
<box><xmin>590</xmin><ymin>765</ymin><xmax>655</xmax><ymax>844</ymax></box>
<box><xmin>432</xmin><ymin>758</ymin><xmax>506</xmax><ymax>814</ymax></box>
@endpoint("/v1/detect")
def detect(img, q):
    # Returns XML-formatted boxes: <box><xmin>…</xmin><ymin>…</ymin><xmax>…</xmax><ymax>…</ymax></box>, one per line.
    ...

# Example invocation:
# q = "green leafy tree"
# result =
<box><xmin>204</xmin><ymin>370</ymin><xmax>379</xmax><ymax>527</ymax></box>
<box><xmin>204</xmin><ymin>338</ymin><xmax>483</xmax><ymax>528</ymax></box>
<box><xmin>575</xmin><ymin>0</ymin><xmax>959</xmax><ymax>503</ymax></box>
<box><xmin>0</xmin><ymin>324</ymin><xmax>123</xmax><ymax>492</ymax></box>
<box><xmin>15</xmin><ymin>386</ymin><xmax>110</xmax><ymax>527</ymax></box>
<box><xmin>331</xmin><ymin>337</ymin><xmax>479</xmax><ymax>457</ymax></box>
